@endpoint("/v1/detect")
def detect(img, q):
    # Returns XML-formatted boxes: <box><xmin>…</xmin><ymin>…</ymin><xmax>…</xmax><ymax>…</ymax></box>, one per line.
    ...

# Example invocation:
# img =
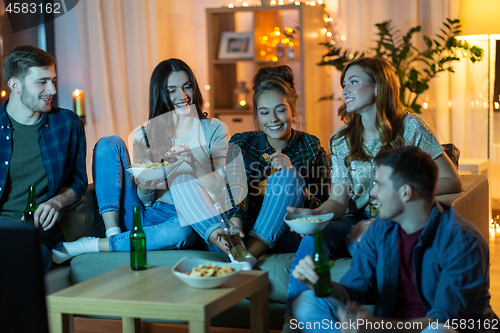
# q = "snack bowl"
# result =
<box><xmin>284</xmin><ymin>212</ymin><xmax>334</xmax><ymax>235</ymax></box>
<box><xmin>172</xmin><ymin>257</ymin><xmax>245</xmax><ymax>289</ymax></box>
<box><xmin>126</xmin><ymin>159</ymin><xmax>184</xmax><ymax>181</ymax></box>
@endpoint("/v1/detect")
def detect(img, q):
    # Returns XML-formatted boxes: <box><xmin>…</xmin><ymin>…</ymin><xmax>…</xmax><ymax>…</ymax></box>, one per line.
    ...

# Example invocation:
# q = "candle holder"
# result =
<box><xmin>234</xmin><ymin>81</ymin><xmax>250</xmax><ymax>109</ymax></box>
<box><xmin>72</xmin><ymin>89</ymin><xmax>86</xmax><ymax>124</ymax></box>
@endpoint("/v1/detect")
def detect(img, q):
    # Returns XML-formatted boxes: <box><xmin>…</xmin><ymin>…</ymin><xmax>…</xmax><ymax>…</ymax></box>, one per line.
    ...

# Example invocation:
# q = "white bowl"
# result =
<box><xmin>126</xmin><ymin>159</ymin><xmax>184</xmax><ymax>181</ymax></box>
<box><xmin>172</xmin><ymin>257</ymin><xmax>245</xmax><ymax>289</ymax></box>
<box><xmin>284</xmin><ymin>212</ymin><xmax>334</xmax><ymax>235</ymax></box>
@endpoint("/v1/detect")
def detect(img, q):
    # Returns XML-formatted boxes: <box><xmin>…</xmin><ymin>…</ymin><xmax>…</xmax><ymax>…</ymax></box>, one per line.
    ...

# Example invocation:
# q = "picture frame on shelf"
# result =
<box><xmin>218</xmin><ymin>31</ymin><xmax>254</xmax><ymax>60</ymax></box>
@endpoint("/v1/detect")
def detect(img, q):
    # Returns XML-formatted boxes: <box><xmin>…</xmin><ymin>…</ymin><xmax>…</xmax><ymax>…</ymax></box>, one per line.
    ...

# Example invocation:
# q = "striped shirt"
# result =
<box><xmin>0</xmin><ymin>100</ymin><xmax>88</xmax><ymax>204</ymax></box>
<box><xmin>227</xmin><ymin>130</ymin><xmax>331</xmax><ymax>224</ymax></box>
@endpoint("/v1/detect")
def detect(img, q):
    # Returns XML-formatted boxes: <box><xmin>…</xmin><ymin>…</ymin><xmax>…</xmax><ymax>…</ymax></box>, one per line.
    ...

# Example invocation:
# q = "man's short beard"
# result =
<box><xmin>20</xmin><ymin>83</ymin><xmax>50</xmax><ymax>113</ymax></box>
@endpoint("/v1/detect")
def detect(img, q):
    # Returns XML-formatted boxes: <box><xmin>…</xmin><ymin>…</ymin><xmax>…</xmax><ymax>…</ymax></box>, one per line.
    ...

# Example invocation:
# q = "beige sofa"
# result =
<box><xmin>44</xmin><ymin>174</ymin><xmax>490</xmax><ymax>330</ymax></box>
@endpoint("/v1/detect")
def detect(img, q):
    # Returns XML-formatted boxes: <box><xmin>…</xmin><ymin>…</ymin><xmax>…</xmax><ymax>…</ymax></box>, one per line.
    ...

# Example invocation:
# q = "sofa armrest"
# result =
<box><xmin>436</xmin><ymin>174</ymin><xmax>489</xmax><ymax>245</ymax></box>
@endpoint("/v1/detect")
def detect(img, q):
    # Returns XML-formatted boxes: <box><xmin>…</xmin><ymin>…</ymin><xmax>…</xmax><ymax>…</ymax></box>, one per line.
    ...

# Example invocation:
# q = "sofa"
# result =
<box><xmin>44</xmin><ymin>174</ymin><xmax>490</xmax><ymax>330</ymax></box>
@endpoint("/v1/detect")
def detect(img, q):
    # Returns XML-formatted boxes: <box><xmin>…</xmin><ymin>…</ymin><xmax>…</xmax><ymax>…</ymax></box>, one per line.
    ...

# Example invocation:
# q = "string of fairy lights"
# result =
<box><xmin>225</xmin><ymin>0</ymin><xmax>342</xmax><ymax>62</ymax></box>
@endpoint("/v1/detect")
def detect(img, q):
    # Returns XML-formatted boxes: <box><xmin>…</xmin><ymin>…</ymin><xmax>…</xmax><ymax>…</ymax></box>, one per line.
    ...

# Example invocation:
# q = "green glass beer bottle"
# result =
<box><xmin>130</xmin><ymin>206</ymin><xmax>147</xmax><ymax>270</ymax></box>
<box><xmin>313</xmin><ymin>229</ymin><xmax>332</xmax><ymax>297</ymax></box>
<box><xmin>23</xmin><ymin>185</ymin><xmax>36</xmax><ymax>226</ymax></box>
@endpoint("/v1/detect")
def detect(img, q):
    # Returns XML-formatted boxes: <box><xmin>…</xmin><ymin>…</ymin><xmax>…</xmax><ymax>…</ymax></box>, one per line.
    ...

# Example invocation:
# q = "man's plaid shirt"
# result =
<box><xmin>0</xmin><ymin>100</ymin><xmax>87</xmax><ymax>203</ymax></box>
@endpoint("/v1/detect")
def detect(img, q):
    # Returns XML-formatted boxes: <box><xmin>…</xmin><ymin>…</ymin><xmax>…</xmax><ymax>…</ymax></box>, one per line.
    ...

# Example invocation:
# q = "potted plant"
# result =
<box><xmin>318</xmin><ymin>18</ymin><xmax>484</xmax><ymax>113</ymax></box>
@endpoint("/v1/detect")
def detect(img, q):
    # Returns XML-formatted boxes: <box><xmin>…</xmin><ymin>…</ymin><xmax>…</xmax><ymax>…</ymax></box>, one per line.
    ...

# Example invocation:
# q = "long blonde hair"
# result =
<box><xmin>331</xmin><ymin>57</ymin><xmax>406</xmax><ymax>167</ymax></box>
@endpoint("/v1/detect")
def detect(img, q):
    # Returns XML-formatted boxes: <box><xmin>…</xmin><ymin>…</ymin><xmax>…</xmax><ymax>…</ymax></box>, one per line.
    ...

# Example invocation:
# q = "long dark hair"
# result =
<box><xmin>148</xmin><ymin>58</ymin><xmax>207</xmax><ymax>120</ymax></box>
<box><xmin>140</xmin><ymin>59</ymin><xmax>208</xmax><ymax>163</ymax></box>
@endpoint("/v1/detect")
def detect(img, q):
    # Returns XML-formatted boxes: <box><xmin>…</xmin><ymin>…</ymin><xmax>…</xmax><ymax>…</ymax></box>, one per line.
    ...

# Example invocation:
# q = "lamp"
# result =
<box><xmin>458</xmin><ymin>0</ymin><xmax>500</xmax><ymax>36</ymax></box>
<box><xmin>458</xmin><ymin>0</ymin><xmax>500</xmax><ymax>156</ymax></box>
<box><xmin>234</xmin><ymin>81</ymin><xmax>250</xmax><ymax>110</ymax></box>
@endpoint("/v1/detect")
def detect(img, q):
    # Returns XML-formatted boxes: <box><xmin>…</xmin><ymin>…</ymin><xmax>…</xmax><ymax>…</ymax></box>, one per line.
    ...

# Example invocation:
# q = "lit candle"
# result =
<box><xmin>72</xmin><ymin>89</ymin><xmax>85</xmax><ymax>123</ymax></box>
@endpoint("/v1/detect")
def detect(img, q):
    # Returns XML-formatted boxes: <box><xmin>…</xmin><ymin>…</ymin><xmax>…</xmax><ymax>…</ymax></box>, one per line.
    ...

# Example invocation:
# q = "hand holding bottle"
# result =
<box><xmin>292</xmin><ymin>255</ymin><xmax>319</xmax><ymax>289</ymax></box>
<box><xmin>214</xmin><ymin>203</ymin><xmax>249</xmax><ymax>260</ymax></box>
<box><xmin>21</xmin><ymin>185</ymin><xmax>60</xmax><ymax>230</ymax></box>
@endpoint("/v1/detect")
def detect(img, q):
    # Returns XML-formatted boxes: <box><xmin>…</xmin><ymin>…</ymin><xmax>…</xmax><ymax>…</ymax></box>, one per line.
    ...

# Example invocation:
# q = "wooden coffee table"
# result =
<box><xmin>46</xmin><ymin>265</ymin><xmax>269</xmax><ymax>333</ymax></box>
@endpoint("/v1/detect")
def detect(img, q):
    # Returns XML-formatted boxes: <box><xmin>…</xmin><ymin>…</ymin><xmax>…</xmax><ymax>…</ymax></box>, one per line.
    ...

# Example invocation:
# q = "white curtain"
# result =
<box><xmin>75</xmin><ymin>0</ymin><xmax>158</xmax><ymax>155</ymax></box>
<box><xmin>324</xmin><ymin>0</ymin><xmax>460</xmax><ymax>144</ymax></box>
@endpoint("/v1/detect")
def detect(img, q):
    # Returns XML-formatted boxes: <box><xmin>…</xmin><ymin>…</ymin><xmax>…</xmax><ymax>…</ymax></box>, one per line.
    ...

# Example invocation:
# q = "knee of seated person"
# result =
<box><xmin>94</xmin><ymin>135</ymin><xmax>126</xmax><ymax>154</ymax></box>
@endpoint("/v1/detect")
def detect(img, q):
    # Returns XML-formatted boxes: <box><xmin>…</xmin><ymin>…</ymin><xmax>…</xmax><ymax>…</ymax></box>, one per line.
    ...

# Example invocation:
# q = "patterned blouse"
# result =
<box><xmin>330</xmin><ymin>113</ymin><xmax>443</xmax><ymax>214</ymax></box>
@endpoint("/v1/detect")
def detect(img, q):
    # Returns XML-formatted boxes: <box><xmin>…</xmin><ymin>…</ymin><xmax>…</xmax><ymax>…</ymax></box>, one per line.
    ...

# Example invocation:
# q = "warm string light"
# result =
<box><xmin>223</xmin><ymin>1</ymin><xmax>328</xmax><ymax>7</ymax></box>
<box><xmin>258</xmin><ymin>26</ymin><xmax>299</xmax><ymax>61</ymax></box>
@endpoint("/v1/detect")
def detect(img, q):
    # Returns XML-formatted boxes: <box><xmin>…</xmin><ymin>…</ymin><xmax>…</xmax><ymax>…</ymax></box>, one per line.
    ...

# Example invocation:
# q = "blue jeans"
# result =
<box><xmin>93</xmin><ymin>136</ymin><xmax>196</xmax><ymax>252</ymax></box>
<box><xmin>292</xmin><ymin>290</ymin><xmax>456</xmax><ymax>333</ymax></box>
<box><xmin>285</xmin><ymin>211</ymin><xmax>370</xmax><ymax>317</ymax></box>
<box><xmin>171</xmin><ymin>168</ymin><xmax>305</xmax><ymax>252</ymax></box>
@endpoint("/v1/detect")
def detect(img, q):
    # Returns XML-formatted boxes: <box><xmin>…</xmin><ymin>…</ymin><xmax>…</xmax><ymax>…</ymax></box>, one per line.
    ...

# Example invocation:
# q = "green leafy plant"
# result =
<box><xmin>318</xmin><ymin>18</ymin><xmax>484</xmax><ymax>113</ymax></box>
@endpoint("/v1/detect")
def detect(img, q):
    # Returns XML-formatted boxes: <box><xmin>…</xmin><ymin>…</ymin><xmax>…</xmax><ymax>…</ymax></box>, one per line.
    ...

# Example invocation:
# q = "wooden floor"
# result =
<box><xmin>73</xmin><ymin>218</ymin><xmax>500</xmax><ymax>333</ymax></box>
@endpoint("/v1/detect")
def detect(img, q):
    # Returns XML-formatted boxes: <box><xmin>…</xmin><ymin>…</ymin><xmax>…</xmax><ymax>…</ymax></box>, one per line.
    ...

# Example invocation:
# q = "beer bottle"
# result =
<box><xmin>369</xmin><ymin>164</ymin><xmax>379</xmax><ymax>221</ymax></box>
<box><xmin>23</xmin><ymin>185</ymin><xmax>36</xmax><ymax>226</ymax></box>
<box><xmin>313</xmin><ymin>229</ymin><xmax>332</xmax><ymax>297</ymax></box>
<box><xmin>130</xmin><ymin>206</ymin><xmax>147</xmax><ymax>270</ymax></box>
<box><xmin>214</xmin><ymin>203</ymin><xmax>249</xmax><ymax>261</ymax></box>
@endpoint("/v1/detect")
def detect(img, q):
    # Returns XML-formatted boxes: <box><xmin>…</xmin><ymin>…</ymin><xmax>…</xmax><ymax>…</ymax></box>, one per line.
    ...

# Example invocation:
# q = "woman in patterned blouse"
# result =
<box><xmin>283</xmin><ymin>57</ymin><xmax>462</xmax><ymax>324</ymax></box>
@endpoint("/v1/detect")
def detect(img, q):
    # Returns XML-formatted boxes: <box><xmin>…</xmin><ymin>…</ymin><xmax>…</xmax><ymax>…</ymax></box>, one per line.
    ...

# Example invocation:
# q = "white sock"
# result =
<box><xmin>106</xmin><ymin>227</ymin><xmax>121</xmax><ymax>238</ymax></box>
<box><xmin>228</xmin><ymin>253</ymin><xmax>258</xmax><ymax>270</ymax></box>
<box><xmin>51</xmin><ymin>237</ymin><xmax>100</xmax><ymax>264</ymax></box>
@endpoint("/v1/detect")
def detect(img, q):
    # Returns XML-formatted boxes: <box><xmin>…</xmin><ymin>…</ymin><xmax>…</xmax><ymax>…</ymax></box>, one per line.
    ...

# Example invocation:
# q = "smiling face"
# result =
<box><xmin>370</xmin><ymin>165</ymin><xmax>405</xmax><ymax>222</ymax></box>
<box><xmin>342</xmin><ymin>65</ymin><xmax>377</xmax><ymax>115</ymax></box>
<box><xmin>18</xmin><ymin>66</ymin><xmax>57</xmax><ymax>113</ymax></box>
<box><xmin>167</xmin><ymin>70</ymin><xmax>194</xmax><ymax>115</ymax></box>
<box><xmin>257</xmin><ymin>91</ymin><xmax>293</xmax><ymax>144</ymax></box>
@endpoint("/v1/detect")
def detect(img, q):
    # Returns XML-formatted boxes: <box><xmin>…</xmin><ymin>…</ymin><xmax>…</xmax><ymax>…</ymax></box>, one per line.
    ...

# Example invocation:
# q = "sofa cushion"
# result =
<box><xmin>256</xmin><ymin>253</ymin><xmax>295</xmax><ymax>303</ymax></box>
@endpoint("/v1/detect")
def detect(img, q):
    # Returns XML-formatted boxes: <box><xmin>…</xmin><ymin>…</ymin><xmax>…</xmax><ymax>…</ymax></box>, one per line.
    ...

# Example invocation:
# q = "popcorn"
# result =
<box><xmin>137</xmin><ymin>161</ymin><xmax>172</xmax><ymax>168</ymax></box>
<box><xmin>290</xmin><ymin>217</ymin><xmax>324</xmax><ymax>223</ymax></box>
<box><xmin>186</xmin><ymin>264</ymin><xmax>235</xmax><ymax>277</ymax></box>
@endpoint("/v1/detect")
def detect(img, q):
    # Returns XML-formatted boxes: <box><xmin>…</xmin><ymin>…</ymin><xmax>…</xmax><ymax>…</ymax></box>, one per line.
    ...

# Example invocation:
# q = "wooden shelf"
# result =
<box><xmin>206</xmin><ymin>4</ymin><xmax>333</xmax><ymax>144</ymax></box>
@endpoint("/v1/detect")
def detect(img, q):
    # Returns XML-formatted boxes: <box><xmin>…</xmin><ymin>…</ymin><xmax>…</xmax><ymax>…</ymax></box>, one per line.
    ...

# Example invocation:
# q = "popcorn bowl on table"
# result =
<box><xmin>172</xmin><ymin>257</ymin><xmax>245</xmax><ymax>289</ymax></box>
<box><xmin>284</xmin><ymin>212</ymin><xmax>334</xmax><ymax>235</ymax></box>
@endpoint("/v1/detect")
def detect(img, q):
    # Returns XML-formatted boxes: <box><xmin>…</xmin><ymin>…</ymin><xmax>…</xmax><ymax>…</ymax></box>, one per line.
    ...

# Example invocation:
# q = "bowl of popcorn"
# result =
<box><xmin>172</xmin><ymin>257</ymin><xmax>246</xmax><ymax>289</ymax></box>
<box><xmin>126</xmin><ymin>158</ymin><xmax>184</xmax><ymax>181</ymax></box>
<box><xmin>284</xmin><ymin>212</ymin><xmax>334</xmax><ymax>235</ymax></box>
